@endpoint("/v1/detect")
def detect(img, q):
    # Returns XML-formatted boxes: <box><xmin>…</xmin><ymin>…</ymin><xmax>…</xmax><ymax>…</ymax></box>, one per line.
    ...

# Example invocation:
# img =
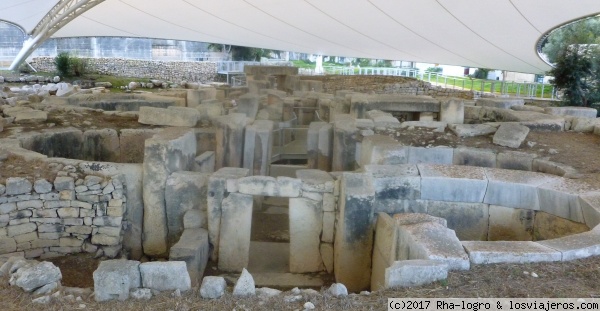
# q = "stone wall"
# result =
<box><xmin>30</xmin><ymin>57</ymin><xmax>218</xmax><ymax>83</ymax></box>
<box><xmin>0</xmin><ymin>169</ymin><xmax>127</xmax><ymax>259</ymax></box>
<box><xmin>298</xmin><ymin>75</ymin><xmax>475</xmax><ymax>99</ymax></box>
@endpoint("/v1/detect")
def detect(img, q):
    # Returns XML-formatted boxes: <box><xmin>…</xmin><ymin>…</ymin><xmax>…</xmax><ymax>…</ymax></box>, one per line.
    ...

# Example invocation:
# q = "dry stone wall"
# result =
<box><xmin>30</xmin><ymin>57</ymin><xmax>218</xmax><ymax>83</ymax></box>
<box><xmin>298</xmin><ymin>75</ymin><xmax>475</xmax><ymax>99</ymax></box>
<box><xmin>0</xmin><ymin>168</ymin><xmax>126</xmax><ymax>259</ymax></box>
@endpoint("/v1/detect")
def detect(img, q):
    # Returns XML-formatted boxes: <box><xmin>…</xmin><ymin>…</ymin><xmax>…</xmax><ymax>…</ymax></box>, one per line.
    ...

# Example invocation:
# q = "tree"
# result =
<box><xmin>548</xmin><ymin>44</ymin><xmax>600</xmax><ymax>107</ymax></box>
<box><xmin>472</xmin><ymin>68</ymin><xmax>491</xmax><ymax>79</ymax></box>
<box><xmin>207</xmin><ymin>43</ymin><xmax>280</xmax><ymax>61</ymax></box>
<box><xmin>542</xmin><ymin>17</ymin><xmax>600</xmax><ymax>63</ymax></box>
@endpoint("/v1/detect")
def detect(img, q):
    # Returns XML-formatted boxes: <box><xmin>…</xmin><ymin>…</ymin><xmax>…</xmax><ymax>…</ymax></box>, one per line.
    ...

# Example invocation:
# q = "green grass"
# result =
<box><xmin>419</xmin><ymin>74</ymin><xmax>556</xmax><ymax>98</ymax></box>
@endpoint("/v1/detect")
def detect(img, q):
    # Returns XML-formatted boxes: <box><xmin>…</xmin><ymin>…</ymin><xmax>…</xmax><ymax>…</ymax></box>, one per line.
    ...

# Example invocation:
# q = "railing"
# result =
<box><xmin>217</xmin><ymin>60</ymin><xmax>294</xmax><ymax>74</ymax></box>
<box><xmin>420</xmin><ymin>72</ymin><xmax>557</xmax><ymax>99</ymax></box>
<box><xmin>230</xmin><ymin>75</ymin><xmax>246</xmax><ymax>87</ymax></box>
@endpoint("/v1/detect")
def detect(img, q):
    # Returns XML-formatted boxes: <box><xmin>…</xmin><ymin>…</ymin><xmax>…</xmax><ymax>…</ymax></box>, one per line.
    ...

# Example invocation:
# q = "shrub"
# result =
<box><xmin>472</xmin><ymin>68</ymin><xmax>491</xmax><ymax>79</ymax></box>
<box><xmin>425</xmin><ymin>67</ymin><xmax>443</xmax><ymax>74</ymax></box>
<box><xmin>70</xmin><ymin>56</ymin><xmax>87</xmax><ymax>77</ymax></box>
<box><xmin>54</xmin><ymin>52</ymin><xmax>71</xmax><ymax>77</ymax></box>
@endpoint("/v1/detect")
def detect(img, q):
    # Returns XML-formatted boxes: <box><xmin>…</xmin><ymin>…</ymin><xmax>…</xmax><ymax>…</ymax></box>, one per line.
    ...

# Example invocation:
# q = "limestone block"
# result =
<box><xmin>537</xmin><ymin>178</ymin><xmax>593</xmax><ymax>222</ymax></box>
<box><xmin>534</xmin><ymin>211</ymin><xmax>589</xmax><ymax>241</ymax></box>
<box><xmin>371</xmin><ymin>213</ymin><xmax>398</xmax><ymax>291</ymax></box>
<box><xmin>218</xmin><ymin>193</ymin><xmax>253</xmax><ymax>272</ymax></box>
<box><xmin>571</xmin><ymin>117</ymin><xmax>600</xmax><ymax>132</ymax></box>
<box><xmin>360</xmin><ymin>135</ymin><xmax>407</xmax><ymax>166</ymax></box>
<box><xmin>165</xmin><ymin>171</ymin><xmax>209</xmax><ymax>249</ymax></box>
<box><xmin>91</xmin><ymin>234</ymin><xmax>120</xmax><ymax>246</ymax></box>
<box><xmin>476</xmin><ymin>98</ymin><xmax>524</xmax><ymax>109</ymax></box>
<box><xmin>427</xmin><ymin>201</ymin><xmax>489</xmax><ymax>241</ymax></box>
<box><xmin>418</xmin><ymin>164</ymin><xmax>488</xmax><ymax>203</ymax></box>
<box><xmin>385</xmin><ymin>260</ymin><xmax>448</xmax><ymax>288</ymax></box>
<box><xmin>232</xmin><ymin>268</ymin><xmax>255</xmax><ymax>297</ymax></box>
<box><xmin>82</xmin><ymin>129</ymin><xmax>120</xmax><ymax>162</ymax></box>
<box><xmin>143</xmin><ymin>128</ymin><xmax>196</xmax><ymax>257</ymax></box>
<box><xmin>33</xmin><ymin>179</ymin><xmax>53</xmax><ymax>194</ymax></box>
<box><xmin>496</xmin><ymin>151</ymin><xmax>536</xmax><ymax>171</ymax></box>
<box><xmin>213</xmin><ymin>113</ymin><xmax>247</xmax><ymax>169</ymax></box>
<box><xmin>317</xmin><ymin>123</ymin><xmax>333</xmax><ymax>171</ymax></box>
<box><xmin>544</xmin><ymin>106</ymin><xmax>597</xmax><ymax>118</ymax></box>
<box><xmin>439</xmin><ymin>99</ymin><xmax>464</xmax><ymax>124</ymax></box>
<box><xmin>237</xmin><ymin>94</ymin><xmax>259</xmax><ymax>119</ymax></box>
<box><xmin>449</xmin><ymin>124</ymin><xmax>497</xmax><ymax>138</ymax></box>
<box><xmin>138</xmin><ymin>106</ymin><xmax>198</xmax><ymax>127</ymax></box>
<box><xmin>194</xmin><ymin>151</ymin><xmax>215</xmax><ymax>173</ymax></box>
<box><xmin>14</xmin><ymin>110</ymin><xmax>47</xmax><ymax>124</ymax></box>
<box><xmin>169</xmin><ymin>228</ymin><xmax>209</xmax><ymax>286</ymax></box>
<box><xmin>296</xmin><ymin>169</ymin><xmax>334</xmax><ymax>193</ymax></box>
<box><xmin>307</xmin><ymin>122</ymin><xmax>328</xmax><ymax>169</ymax></box>
<box><xmin>334</xmin><ymin>172</ymin><xmax>375</xmax><ymax>292</ymax></box>
<box><xmin>538</xmin><ymin>229</ymin><xmax>600</xmax><ymax>261</ymax></box>
<box><xmin>397</xmin><ymin>221</ymin><xmax>470</xmax><ymax>270</ymax></box>
<box><xmin>207</xmin><ymin>167</ymin><xmax>249</xmax><ymax>261</ymax></box>
<box><xmin>183</xmin><ymin>209</ymin><xmax>205</xmax><ymax>229</ymax></box>
<box><xmin>243</xmin><ymin>120</ymin><xmax>274</xmax><ymax>176</ymax></box>
<box><xmin>393</xmin><ymin>213</ymin><xmax>447</xmax><ymax>227</ymax></box>
<box><xmin>0</xmin><ymin>203</ymin><xmax>16</xmax><ymax>214</ymax></box>
<box><xmin>57</xmin><ymin>207</ymin><xmax>79</xmax><ymax>218</ymax></box>
<box><xmin>93</xmin><ymin>260</ymin><xmax>141</xmax><ymax>302</ymax></box>
<box><xmin>453</xmin><ymin>147</ymin><xmax>496</xmax><ymax>168</ymax></box>
<box><xmin>323</xmin><ymin>193</ymin><xmax>335</xmax><ymax>212</ymax></box>
<box><xmin>484</xmin><ymin>168</ymin><xmax>559</xmax><ymax>210</ymax></box>
<box><xmin>332</xmin><ymin>120</ymin><xmax>359</xmax><ymax>171</ymax></box>
<box><xmin>6</xmin><ymin>177</ymin><xmax>32</xmax><ymax>195</ymax></box>
<box><xmin>532</xmin><ymin>159</ymin><xmax>576</xmax><ymax>177</ymax></box>
<box><xmin>364</xmin><ymin>164</ymin><xmax>420</xmax><ymax>213</ymax></box>
<box><xmin>140</xmin><ymin>261</ymin><xmax>191</xmax><ymax>292</ymax></box>
<box><xmin>10</xmin><ymin>261</ymin><xmax>61</xmax><ymax>292</ymax></box>
<box><xmin>92</xmin><ymin>216</ymin><xmax>122</xmax><ymax>227</ymax></box>
<box><xmin>277</xmin><ymin>176</ymin><xmax>301</xmax><ymax>197</ymax></box>
<box><xmin>462</xmin><ymin>241</ymin><xmax>562</xmax><ymax>264</ymax></box>
<box><xmin>289</xmin><ymin>198</ymin><xmax>323</xmax><ymax>273</ymax></box>
<box><xmin>580</xmin><ymin>193</ymin><xmax>600</xmax><ymax>228</ymax></box>
<box><xmin>322</xmin><ymin>211</ymin><xmax>335</xmax><ymax>243</ymax></box>
<box><xmin>200</xmin><ymin>276</ymin><xmax>226</xmax><ymax>299</ymax></box>
<box><xmin>0</xmin><ymin>238</ymin><xmax>16</xmax><ymax>254</ymax></box>
<box><xmin>320</xmin><ymin>243</ymin><xmax>334</xmax><ymax>274</ymax></box>
<box><xmin>407</xmin><ymin>147</ymin><xmax>453</xmax><ymax>165</ymax></box>
<box><xmin>7</xmin><ymin>223</ymin><xmax>36</xmax><ymax>237</ymax></box>
<box><xmin>488</xmin><ymin>205</ymin><xmax>534</xmax><ymax>241</ymax></box>
<box><xmin>493</xmin><ymin>123</ymin><xmax>529</xmax><ymax>148</ymax></box>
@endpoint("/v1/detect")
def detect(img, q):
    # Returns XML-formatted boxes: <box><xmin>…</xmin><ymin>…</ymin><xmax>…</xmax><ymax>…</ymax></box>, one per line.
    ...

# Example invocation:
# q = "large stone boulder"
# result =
<box><xmin>93</xmin><ymin>260</ymin><xmax>141</xmax><ymax>302</ymax></box>
<box><xmin>139</xmin><ymin>261</ymin><xmax>191</xmax><ymax>292</ymax></box>
<box><xmin>9</xmin><ymin>261</ymin><xmax>62</xmax><ymax>293</ymax></box>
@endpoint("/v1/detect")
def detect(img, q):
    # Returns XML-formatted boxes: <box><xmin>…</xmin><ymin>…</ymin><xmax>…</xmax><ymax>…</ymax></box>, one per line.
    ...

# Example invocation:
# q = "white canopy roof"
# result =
<box><xmin>2</xmin><ymin>0</ymin><xmax>600</xmax><ymax>74</ymax></box>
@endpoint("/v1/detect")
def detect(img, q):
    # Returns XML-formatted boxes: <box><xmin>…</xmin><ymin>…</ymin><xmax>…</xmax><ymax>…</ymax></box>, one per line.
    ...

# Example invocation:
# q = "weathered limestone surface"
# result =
<box><xmin>462</xmin><ymin>241</ymin><xmax>561</xmax><ymax>264</ymax></box>
<box><xmin>488</xmin><ymin>205</ymin><xmax>534</xmax><ymax>241</ymax></box>
<box><xmin>544</xmin><ymin>106</ymin><xmax>597</xmax><ymax>119</ymax></box>
<box><xmin>537</xmin><ymin>179</ymin><xmax>593</xmax><ymax>223</ymax></box>
<box><xmin>138</xmin><ymin>106</ymin><xmax>199</xmax><ymax>127</ymax></box>
<box><xmin>365</xmin><ymin>165</ymin><xmax>420</xmax><ymax>214</ymax></box>
<box><xmin>427</xmin><ymin>201</ymin><xmax>489</xmax><ymax>241</ymax></box>
<box><xmin>538</xmin><ymin>229</ymin><xmax>600</xmax><ymax>261</ymax></box>
<box><xmin>493</xmin><ymin>123</ymin><xmax>530</xmax><ymax>148</ymax></box>
<box><xmin>453</xmin><ymin>147</ymin><xmax>496</xmax><ymax>168</ymax></box>
<box><xmin>237</xmin><ymin>94</ymin><xmax>260</xmax><ymax>119</ymax></box>
<box><xmin>580</xmin><ymin>193</ymin><xmax>600</xmax><ymax>228</ymax></box>
<box><xmin>334</xmin><ymin>172</ymin><xmax>375</xmax><ymax>292</ymax></box>
<box><xmin>360</xmin><ymin>135</ymin><xmax>406</xmax><ymax>166</ymax></box>
<box><xmin>496</xmin><ymin>151</ymin><xmax>536</xmax><ymax>171</ymax></box>
<box><xmin>165</xmin><ymin>172</ymin><xmax>209</xmax><ymax>249</ymax></box>
<box><xmin>218</xmin><ymin>193</ymin><xmax>253</xmax><ymax>272</ymax></box>
<box><xmin>408</xmin><ymin>147</ymin><xmax>453</xmax><ymax>165</ymax></box>
<box><xmin>385</xmin><ymin>260</ymin><xmax>448</xmax><ymax>288</ymax></box>
<box><xmin>483</xmin><ymin>168</ymin><xmax>558</xmax><ymax>210</ymax></box>
<box><xmin>119</xmin><ymin>129</ymin><xmax>162</xmax><ymax>163</ymax></box>
<box><xmin>169</xmin><ymin>228</ymin><xmax>209</xmax><ymax>286</ymax></box>
<box><xmin>214</xmin><ymin>113</ymin><xmax>248</xmax><ymax>169</ymax></box>
<box><xmin>93</xmin><ymin>260</ymin><xmax>141</xmax><ymax>302</ymax></box>
<box><xmin>296</xmin><ymin>169</ymin><xmax>334</xmax><ymax>193</ymax></box>
<box><xmin>533</xmin><ymin>211</ymin><xmax>589</xmax><ymax>241</ymax></box>
<box><xmin>82</xmin><ymin>129</ymin><xmax>120</xmax><ymax>162</ymax></box>
<box><xmin>207</xmin><ymin>167</ymin><xmax>249</xmax><ymax>261</ymax></box>
<box><xmin>449</xmin><ymin>124</ymin><xmax>497</xmax><ymax>138</ymax></box>
<box><xmin>332</xmin><ymin>119</ymin><xmax>359</xmax><ymax>171</ymax></box>
<box><xmin>371</xmin><ymin>213</ymin><xmax>398</xmax><ymax>291</ymax></box>
<box><xmin>142</xmin><ymin>128</ymin><xmax>196</xmax><ymax>257</ymax></box>
<box><xmin>418</xmin><ymin>164</ymin><xmax>488</xmax><ymax>203</ymax></box>
<box><xmin>140</xmin><ymin>261</ymin><xmax>191</xmax><ymax>292</ymax></box>
<box><xmin>289</xmin><ymin>198</ymin><xmax>323</xmax><ymax>273</ymax></box>
<box><xmin>476</xmin><ymin>98</ymin><xmax>524</xmax><ymax>109</ymax></box>
<box><xmin>243</xmin><ymin>120</ymin><xmax>274</xmax><ymax>176</ymax></box>
<box><xmin>439</xmin><ymin>99</ymin><xmax>464</xmax><ymax>124</ymax></box>
<box><xmin>350</xmin><ymin>94</ymin><xmax>440</xmax><ymax>118</ymax></box>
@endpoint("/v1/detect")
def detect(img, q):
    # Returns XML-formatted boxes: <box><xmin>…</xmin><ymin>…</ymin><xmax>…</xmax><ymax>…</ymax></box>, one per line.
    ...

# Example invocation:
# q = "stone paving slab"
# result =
<box><xmin>537</xmin><ymin>229</ymin><xmax>600</xmax><ymax>261</ymax></box>
<box><xmin>462</xmin><ymin>241</ymin><xmax>561</xmax><ymax>264</ymax></box>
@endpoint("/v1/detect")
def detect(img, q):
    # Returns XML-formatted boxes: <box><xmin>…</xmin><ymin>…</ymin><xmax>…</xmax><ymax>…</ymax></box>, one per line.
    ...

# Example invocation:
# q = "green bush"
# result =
<box><xmin>54</xmin><ymin>52</ymin><xmax>71</xmax><ymax>77</ymax></box>
<box><xmin>549</xmin><ymin>44</ymin><xmax>600</xmax><ymax>107</ymax></box>
<box><xmin>425</xmin><ymin>67</ymin><xmax>443</xmax><ymax>73</ymax></box>
<box><xmin>472</xmin><ymin>68</ymin><xmax>491</xmax><ymax>79</ymax></box>
<box><xmin>54</xmin><ymin>52</ymin><xmax>88</xmax><ymax>77</ymax></box>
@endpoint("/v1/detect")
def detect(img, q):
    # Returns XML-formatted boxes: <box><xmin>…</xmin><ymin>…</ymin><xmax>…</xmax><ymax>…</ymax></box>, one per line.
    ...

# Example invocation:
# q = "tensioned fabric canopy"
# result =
<box><xmin>2</xmin><ymin>0</ymin><xmax>600</xmax><ymax>74</ymax></box>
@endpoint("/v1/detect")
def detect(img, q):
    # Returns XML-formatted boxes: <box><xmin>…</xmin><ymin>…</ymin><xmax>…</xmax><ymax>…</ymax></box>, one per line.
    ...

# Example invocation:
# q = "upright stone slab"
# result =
<box><xmin>476</xmin><ymin>98</ymin><xmax>524</xmax><ymax>109</ymax></box>
<box><xmin>140</xmin><ymin>261</ymin><xmax>191</xmax><ymax>292</ymax></box>
<box><xmin>544</xmin><ymin>106</ymin><xmax>597</xmax><ymax>119</ymax></box>
<box><xmin>214</xmin><ymin>113</ymin><xmax>247</xmax><ymax>169</ymax></box>
<box><xmin>307</xmin><ymin>122</ymin><xmax>327</xmax><ymax>169</ymax></box>
<box><xmin>364</xmin><ymin>165</ymin><xmax>420</xmax><ymax>214</ymax></box>
<box><xmin>334</xmin><ymin>172</ymin><xmax>375</xmax><ymax>292</ymax></box>
<box><xmin>243</xmin><ymin>120</ymin><xmax>274</xmax><ymax>176</ymax></box>
<box><xmin>427</xmin><ymin>201</ymin><xmax>489</xmax><ymax>241</ymax></box>
<box><xmin>488</xmin><ymin>205</ymin><xmax>534</xmax><ymax>241</ymax></box>
<box><xmin>165</xmin><ymin>171</ymin><xmax>209</xmax><ymax>249</ymax></box>
<box><xmin>207</xmin><ymin>167</ymin><xmax>249</xmax><ymax>261</ymax></box>
<box><xmin>439</xmin><ymin>98</ymin><xmax>464</xmax><ymax>124</ymax></box>
<box><xmin>483</xmin><ymin>168</ymin><xmax>558</xmax><ymax>210</ymax></box>
<box><xmin>93</xmin><ymin>260</ymin><xmax>141</xmax><ymax>302</ymax></box>
<box><xmin>289</xmin><ymin>198</ymin><xmax>323</xmax><ymax>273</ymax></box>
<box><xmin>218</xmin><ymin>193</ymin><xmax>253</xmax><ymax>272</ymax></box>
<box><xmin>371</xmin><ymin>213</ymin><xmax>398</xmax><ymax>291</ymax></box>
<box><xmin>332</xmin><ymin>120</ymin><xmax>359</xmax><ymax>171</ymax></box>
<box><xmin>82</xmin><ymin>129</ymin><xmax>120</xmax><ymax>162</ymax></box>
<box><xmin>418</xmin><ymin>164</ymin><xmax>488</xmax><ymax>203</ymax></box>
<box><xmin>385</xmin><ymin>260</ymin><xmax>448</xmax><ymax>288</ymax></box>
<box><xmin>453</xmin><ymin>147</ymin><xmax>496</xmax><ymax>168</ymax></box>
<box><xmin>537</xmin><ymin>178</ymin><xmax>592</xmax><ymax>223</ymax></box>
<box><xmin>317</xmin><ymin>123</ymin><xmax>333</xmax><ymax>171</ymax></box>
<box><xmin>142</xmin><ymin>128</ymin><xmax>196</xmax><ymax>257</ymax></box>
<box><xmin>237</xmin><ymin>94</ymin><xmax>260</xmax><ymax>119</ymax></box>
<box><xmin>138</xmin><ymin>106</ymin><xmax>199</xmax><ymax>127</ymax></box>
<box><xmin>407</xmin><ymin>147</ymin><xmax>453</xmax><ymax>164</ymax></box>
<box><xmin>169</xmin><ymin>228</ymin><xmax>209</xmax><ymax>286</ymax></box>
